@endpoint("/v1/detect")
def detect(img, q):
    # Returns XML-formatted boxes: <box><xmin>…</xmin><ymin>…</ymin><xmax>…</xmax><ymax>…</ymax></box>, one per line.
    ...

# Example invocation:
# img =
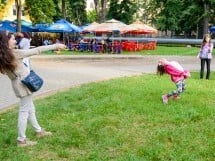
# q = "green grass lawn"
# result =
<box><xmin>0</xmin><ymin>72</ymin><xmax>214</xmax><ymax>161</ymax></box>
<box><xmin>45</xmin><ymin>45</ymin><xmax>201</xmax><ymax>56</ymax></box>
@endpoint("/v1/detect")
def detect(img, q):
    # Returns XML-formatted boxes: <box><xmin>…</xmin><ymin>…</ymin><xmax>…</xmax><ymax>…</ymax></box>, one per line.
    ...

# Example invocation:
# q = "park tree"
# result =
<box><xmin>87</xmin><ymin>10</ymin><xmax>97</xmax><ymax>23</ymax></box>
<box><xmin>146</xmin><ymin>0</ymin><xmax>185</xmax><ymax>37</ymax></box>
<box><xmin>94</xmin><ymin>0</ymin><xmax>108</xmax><ymax>23</ymax></box>
<box><xmin>67</xmin><ymin>0</ymin><xmax>87</xmax><ymax>25</ymax></box>
<box><xmin>147</xmin><ymin>0</ymin><xmax>215</xmax><ymax>38</ymax></box>
<box><xmin>197</xmin><ymin>0</ymin><xmax>215</xmax><ymax>38</ymax></box>
<box><xmin>135</xmin><ymin>0</ymin><xmax>153</xmax><ymax>23</ymax></box>
<box><xmin>61</xmin><ymin>0</ymin><xmax>66</xmax><ymax>18</ymax></box>
<box><xmin>106</xmin><ymin>0</ymin><xmax>136</xmax><ymax>24</ymax></box>
<box><xmin>0</xmin><ymin>0</ymin><xmax>6</xmax><ymax>7</ymax></box>
<box><xmin>25</xmin><ymin>0</ymin><xmax>56</xmax><ymax>24</ymax></box>
<box><xmin>178</xmin><ymin>0</ymin><xmax>215</xmax><ymax>38</ymax></box>
<box><xmin>15</xmin><ymin>0</ymin><xmax>22</xmax><ymax>32</ymax></box>
<box><xmin>52</xmin><ymin>0</ymin><xmax>62</xmax><ymax>20</ymax></box>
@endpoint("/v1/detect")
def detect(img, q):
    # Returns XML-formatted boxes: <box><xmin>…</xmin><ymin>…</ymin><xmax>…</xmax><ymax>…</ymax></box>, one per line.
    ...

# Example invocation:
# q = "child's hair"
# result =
<box><xmin>157</xmin><ymin>64</ymin><xmax>165</xmax><ymax>75</ymax></box>
<box><xmin>202</xmin><ymin>34</ymin><xmax>212</xmax><ymax>47</ymax></box>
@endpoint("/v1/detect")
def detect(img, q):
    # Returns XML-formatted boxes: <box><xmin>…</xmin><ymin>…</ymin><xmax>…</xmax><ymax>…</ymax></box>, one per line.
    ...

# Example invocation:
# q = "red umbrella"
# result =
<box><xmin>128</xmin><ymin>20</ymin><xmax>157</xmax><ymax>34</ymax></box>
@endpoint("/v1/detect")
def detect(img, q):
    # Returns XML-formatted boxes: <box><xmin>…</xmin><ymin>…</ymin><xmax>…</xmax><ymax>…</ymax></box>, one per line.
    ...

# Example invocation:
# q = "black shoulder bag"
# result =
<box><xmin>13</xmin><ymin>63</ymin><xmax>44</xmax><ymax>92</ymax></box>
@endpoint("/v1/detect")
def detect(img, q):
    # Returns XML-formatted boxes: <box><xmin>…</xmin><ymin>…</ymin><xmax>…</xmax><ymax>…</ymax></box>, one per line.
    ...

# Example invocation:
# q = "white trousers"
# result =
<box><xmin>17</xmin><ymin>94</ymin><xmax>42</xmax><ymax>141</ymax></box>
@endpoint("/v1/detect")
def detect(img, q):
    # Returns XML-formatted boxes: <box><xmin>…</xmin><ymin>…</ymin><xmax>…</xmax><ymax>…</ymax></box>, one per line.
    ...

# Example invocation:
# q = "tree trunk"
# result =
<box><xmin>94</xmin><ymin>0</ymin><xmax>100</xmax><ymax>22</ymax></box>
<box><xmin>62</xmin><ymin>0</ymin><xmax>66</xmax><ymax>19</ymax></box>
<box><xmin>203</xmin><ymin>1</ymin><xmax>209</xmax><ymax>35</ymax></box>
<box><xmin>94</xmin><ymin>0</ymin><xmax>108</xmax><ymax>23</ymax></box>
<box><xmin>15</xmin><ymin>0</ymin><xmax>22</xmax><ymax>32</ymax></box>
<box><xmin>100</xmin><ymin>0</ymin><xmax>107</xmax><ymax>22</ymax></box>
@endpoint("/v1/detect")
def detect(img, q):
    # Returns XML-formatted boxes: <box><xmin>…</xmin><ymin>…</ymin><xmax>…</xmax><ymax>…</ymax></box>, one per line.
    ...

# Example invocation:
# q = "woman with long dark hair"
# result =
<box><xmin>0</xmin><ymin>31</ymin><xmax>66</xmax><ymax>147</ymax></box>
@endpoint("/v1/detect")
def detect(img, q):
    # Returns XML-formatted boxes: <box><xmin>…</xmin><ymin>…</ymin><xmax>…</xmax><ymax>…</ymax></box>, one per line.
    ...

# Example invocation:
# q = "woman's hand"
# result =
<box><xmin>58</xmin><ymin>44</ymin><xmax>67</xmax><ymax>50</ymax></box>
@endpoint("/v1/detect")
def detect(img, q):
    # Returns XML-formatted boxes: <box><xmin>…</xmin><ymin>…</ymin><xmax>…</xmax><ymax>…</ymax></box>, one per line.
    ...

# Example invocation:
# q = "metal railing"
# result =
<box><xmin>84</xmin><ymin>36</ymin><xmax>204</xmax><ymax>45</ymax></box>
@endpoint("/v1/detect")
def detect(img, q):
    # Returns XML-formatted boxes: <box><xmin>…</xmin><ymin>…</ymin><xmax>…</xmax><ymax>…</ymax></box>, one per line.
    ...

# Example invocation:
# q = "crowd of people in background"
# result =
<box><xmin>67</xmin><ymin>37</ymin><xmax>122</xmax><ymax>54</ymax></box>
<box><xmin>26</xmin><ymin>33</ymin><xmax>122</xmax><ymax>54</ymax></box>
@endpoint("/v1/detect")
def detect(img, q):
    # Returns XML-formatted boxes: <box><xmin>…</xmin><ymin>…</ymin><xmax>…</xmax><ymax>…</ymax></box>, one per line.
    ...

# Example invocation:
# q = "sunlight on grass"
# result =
<box><xmin>0</xmin><ymin>73</ymin><xmax>215</xmax><ymax>160</ymax></box>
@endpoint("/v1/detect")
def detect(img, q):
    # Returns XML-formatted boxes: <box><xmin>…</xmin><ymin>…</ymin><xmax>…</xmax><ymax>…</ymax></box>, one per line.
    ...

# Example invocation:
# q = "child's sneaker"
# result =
<box><xmin>162</xmin><ymin>94</ymin><xmax>168</xmax><ymax>104</ymax></box>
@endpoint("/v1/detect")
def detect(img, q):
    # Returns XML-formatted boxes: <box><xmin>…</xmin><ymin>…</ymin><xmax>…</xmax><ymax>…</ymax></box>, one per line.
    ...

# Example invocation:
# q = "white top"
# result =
<box><xmin>19</xmin><ymin>38</ymin><xmax>31</xmax><ymax>49</ymax></box>
<box><xmin>19</xmin><ymin>38</ymin><xmax>31</xmax><ymax>70</ymax></box>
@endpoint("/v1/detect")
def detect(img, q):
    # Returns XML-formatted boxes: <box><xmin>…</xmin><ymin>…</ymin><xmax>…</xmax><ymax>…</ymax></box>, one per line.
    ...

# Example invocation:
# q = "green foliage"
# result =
<box><xmin>25</xmin><ymin>0</ymin><xmax>56</xmax><ymax>24</ymax></box>
<box><xmin>147</xmin><ymin>0</ymin><xmax>215</xmax><ymax>37</ymax></box>
<box><xmin>106</xmin><ymin>0</ymin><xmax>118</xmax><ymax>19</ymax></box>
<box><xmin>87</xmin><ymin>10</ymin><xmax>98</xmax><ymax>23</ymax></box>
<box><xmin>149</xmin><ymin>0</ymin><xmax>185</xmax><ymax>32</ymax></box>
<box><xmin>68</xmin><ymin>0</ymin><xmax>88</xmax><ymax>25</ymax></box>
<box><xmin>0</xmin><ymin>0</ymin><xmax>6</xmax><ymax>7</ymax></box>
<box><xmin>0</xmin><ymin>74</ymin><xmax>215</xmax><ymax>160</ymax></box>
<box><xmin>52</xmin><ymin>0</ymin><xmax>62</xmax><ymax>21</ymax></box>
<box><xmin>179</xmin><ymin>3</ymin><xmax>202</xmax><ymax>33</ymax></box>
<box><xmin>106</xmin><ymin>0</ymin><xmax>136</xmax><ymax>24</ymax></box>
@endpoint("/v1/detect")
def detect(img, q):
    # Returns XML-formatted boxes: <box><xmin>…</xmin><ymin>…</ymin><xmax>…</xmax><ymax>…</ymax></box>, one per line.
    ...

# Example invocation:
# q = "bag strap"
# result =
<box><xmin>10</xmin><ymin>69</ymin><xmax>18</xmax><ymax>78</ymax></box>
<box><xmin>23</xmin><ymin>62</ymin><xmax>28</xmax><ymax>67</ymax></box>
<box><xmin>11</xmin><ymin>62</ymin><xmax>29</xmax><ymax>78</ymax></box>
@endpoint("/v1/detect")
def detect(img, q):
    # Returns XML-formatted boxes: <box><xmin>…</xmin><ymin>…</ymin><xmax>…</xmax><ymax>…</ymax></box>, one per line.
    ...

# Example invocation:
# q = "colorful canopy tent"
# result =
<box><xmin>128</xmin><ymin>20</ymin><xmax>157</xmax><ymax>34</ymax></box>
<box><xmin>13</xmin><ymin>19</ymin><xmax>32</xmax><ymax>26</ymax></box>
<box><xmin>39</xmin><ymin>19</ymin><xmax>82</xmax><ymax>33</ymax></box>
<box><xmin>83</xmin><ymin>19</ymin><xmax>135</xmax><ymax>34</ymax></box>
<box><xmin>210</xmin><ymin>26</ymin><xmax>215</xmax><ymax>33</ymax></box>
<box><xmin>81</xmin><ymin>22</ymin><xmax>99</xmax><ymax>33</ymax></box>
<box><xmin>35</xmin><ymin>23</ymin><xmax>50</xmax><ymax>32</ymax></box>
<box><xmin>14</xmin><ymin>20</ymin><xmax>38</xmax><ymax>32</ymax></box>
<box><xmin>0</xmin><ymin>20</ymin><xmax>16</xmax><ymax>32</ymax></box>
<box><xmin>122</xmin><ymin>20</ymin><xmax>158</xmax><ymax>51</ymax></box>
<box><xmin>0</xmin><ymin>20</ymin><xmax>38</xmax><ymax>32</ymax></box>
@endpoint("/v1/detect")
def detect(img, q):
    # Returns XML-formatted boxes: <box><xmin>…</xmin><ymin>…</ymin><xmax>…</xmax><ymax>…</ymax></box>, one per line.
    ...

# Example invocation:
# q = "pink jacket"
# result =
<box><xmin>164</xmin><ymin>61</ymin><xmax>190</xmax><ymax>83</ymax></box>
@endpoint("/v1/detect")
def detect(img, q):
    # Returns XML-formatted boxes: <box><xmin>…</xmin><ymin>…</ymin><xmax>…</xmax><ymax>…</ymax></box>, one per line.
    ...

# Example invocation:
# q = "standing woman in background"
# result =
<box><xmin>0</xmin><ymin>31</ymin><xmax>66</xmax><ymax>147</ymax></box>
<box><xmin>197</xmin><ymin>34</ymin><xmax>214</xmax><ymax>80</ymax></box>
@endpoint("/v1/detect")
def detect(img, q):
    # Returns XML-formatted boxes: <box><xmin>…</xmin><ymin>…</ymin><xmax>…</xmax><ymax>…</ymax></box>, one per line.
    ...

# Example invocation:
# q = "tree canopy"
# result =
<box><xmin>9</xmin><ymin>0</ymin><xmax>215</xmax><ymax>37</ymax></box>
<box><xmin>106</xmin><ymin>0</ymin><xmax>137</xmax><ymax>24</ymax></box>
<box><xmin>25</xmin><ymin>0</ymin><xmax>56</xmax><ymax>23</ymax></box>
<box><xmin>145</xmin><ymin>0</ymin><xmax>215</xmax><ymax>38</ymax></box>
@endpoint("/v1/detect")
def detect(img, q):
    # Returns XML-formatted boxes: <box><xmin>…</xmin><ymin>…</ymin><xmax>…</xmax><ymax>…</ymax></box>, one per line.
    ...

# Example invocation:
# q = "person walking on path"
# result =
<box><xmin>157</xmin><ymin>58</ymin><xmax>190</xmax><ymax>104</ymax></box>
<box><xmin>0</xmin><ymin>31</ymin><xmax>66</xmax><ymax>147</ymax></box>
<box><xmin>197</xmin><ymin>34</ymin><xmax>214</xmax><ymax>80</ymax></box>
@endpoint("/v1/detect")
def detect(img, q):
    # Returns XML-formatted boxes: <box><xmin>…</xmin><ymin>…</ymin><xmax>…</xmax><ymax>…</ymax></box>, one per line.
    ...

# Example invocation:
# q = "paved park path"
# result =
<box><xmin>0</xmin><ymin>55</ymin><xmax>214</xmax><ymax>111</ymax></box>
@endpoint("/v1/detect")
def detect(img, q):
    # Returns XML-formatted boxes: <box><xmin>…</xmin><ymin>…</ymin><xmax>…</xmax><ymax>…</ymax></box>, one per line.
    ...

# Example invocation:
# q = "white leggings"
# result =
<box><xmin>17</xmin><ymin>94</ymin><xmax>42</xmax><ymax>141</ymax></box>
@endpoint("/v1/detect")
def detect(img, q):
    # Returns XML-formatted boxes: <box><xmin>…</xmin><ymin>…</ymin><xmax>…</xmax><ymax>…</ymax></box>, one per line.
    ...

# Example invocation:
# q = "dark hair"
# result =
<box><xmin>22</xmin><ymin>32</ymin><xmax>30</xmax><ymax>39</ymax></box>
<box><xmin>157</xmin><ymin>64</ymin><xmax>165</xmax><ymax>75</ymax></box>
<box><xmin>0</xmin><ymin>31</ymin><xmax>17</xmax><ymax>74</ymax></box>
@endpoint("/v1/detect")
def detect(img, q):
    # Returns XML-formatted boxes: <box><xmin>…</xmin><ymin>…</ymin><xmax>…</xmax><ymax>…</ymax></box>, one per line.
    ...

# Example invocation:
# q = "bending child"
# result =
<box><xmin>157</xmin><ymin>58</ymin><xmax>190</xmax><ymax>104</ymax></box>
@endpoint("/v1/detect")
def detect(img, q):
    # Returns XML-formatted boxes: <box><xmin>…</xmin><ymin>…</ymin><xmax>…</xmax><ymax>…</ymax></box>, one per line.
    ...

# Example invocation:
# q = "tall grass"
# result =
<box><xmin>0</xmin><ymin>72</ymin><xmax>214</xmax><ymax>161</ymax></box>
